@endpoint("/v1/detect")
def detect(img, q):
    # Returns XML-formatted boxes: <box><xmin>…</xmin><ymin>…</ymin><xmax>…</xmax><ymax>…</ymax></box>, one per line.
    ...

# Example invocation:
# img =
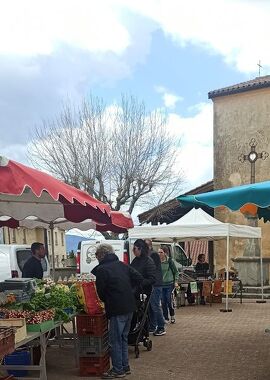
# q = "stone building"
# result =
<box><xmin>1</xmin><ymin>226</ymin><xmax>67</xmax><ymax>268</ymax></box>
<box><xmin>209</xmin><ymin>76</ymin><xmax>270</xmax><ymax>283</ymax></box>
<box><xmin>138</xmin><ymin>76</ymin><xmax>270</xmax><ymax>284</ymax></box>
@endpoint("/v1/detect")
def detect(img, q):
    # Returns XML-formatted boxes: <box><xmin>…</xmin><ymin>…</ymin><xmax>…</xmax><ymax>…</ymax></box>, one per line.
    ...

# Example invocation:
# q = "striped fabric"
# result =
<box><xmin>184</xmin><ymin>241</ymin><xmax>208</xmax><ymax>264</ymax></box>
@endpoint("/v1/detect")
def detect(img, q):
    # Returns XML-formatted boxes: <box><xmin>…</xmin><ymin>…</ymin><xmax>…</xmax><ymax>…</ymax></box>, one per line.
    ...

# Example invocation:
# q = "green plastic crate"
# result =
<box><xmin>26</xmin><ymin>320</ymin><xmax>54</xmax><ymax>333</ymax></box>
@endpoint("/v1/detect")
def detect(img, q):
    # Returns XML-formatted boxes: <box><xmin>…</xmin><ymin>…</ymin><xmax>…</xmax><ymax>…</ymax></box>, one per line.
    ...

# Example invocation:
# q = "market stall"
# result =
<box><xmin>129</xmin><ymin>208</ymin><xmax>262</xmax><ymax>311</ymax></box>
<box><xmin>0</xmin><ymin>276</ymin><xmax>105</xmax><ymax>379</ymax></box>
<box><xmin>0</xmin><ymin>155</ymin><xmax>133</xmax><ymax>278</ymax></box>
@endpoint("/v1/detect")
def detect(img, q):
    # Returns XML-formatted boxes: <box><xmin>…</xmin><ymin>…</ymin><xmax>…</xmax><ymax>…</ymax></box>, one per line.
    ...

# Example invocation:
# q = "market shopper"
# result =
<box><xmin>22</xmin><ymin>242</ymin><xmax>45</xmax><ymax>279</ymax></box>
<box><xmin>93</xmin><ymin>243</ymin><xmax>143</xmax><ymax>379</ymax></box>
<box><xmin>144</xmin><ymin>239</ymin><xmax>166</xmax><ymax>336</ymax></box>
<box><xmin>158</xmin><ymin>245</ymin><xmax>179</xmax><ymax>324</ymax></box>
<box><xmin>130</xmin><ymin>239</ymin><xmax>156</xmax><ymax>297</ymax></box>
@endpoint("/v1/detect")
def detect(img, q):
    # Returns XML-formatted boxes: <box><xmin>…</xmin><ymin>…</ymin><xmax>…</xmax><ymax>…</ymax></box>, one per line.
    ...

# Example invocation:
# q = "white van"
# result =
<box><xmin>0</xmin><ymin>244</ymin><xmax>50</xmax><ymax>281</ymax></box>
<box><xmin>78</xmin><ymin>240</ymin><xmax>128</xmax><ymax>275</ymax></box>
<box><xmin>128</xmin><ymin>239</ymin><xmax>193</xmax><ymax>270</ymax></box>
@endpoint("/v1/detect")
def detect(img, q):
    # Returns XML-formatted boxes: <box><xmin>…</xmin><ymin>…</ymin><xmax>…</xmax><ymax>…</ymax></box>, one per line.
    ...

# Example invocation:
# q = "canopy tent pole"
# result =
<box><xmin>49</xmin><ymin>222</ymin><xmax>56</xmax><ymax>280</ymax></box>
<box><xmin>220</xmin><ymin>233</ymin><xmax>232</xmax><ymax>312</ymax></box>
<box><xmin>261</xmin><ymin>238</ymin><xmax>264</xmax><ymax>300</ymax></box>
<box><xmin>257</xmin><ymin>238</ymin><xmax>266</xmax><ymax>303</ymax></box>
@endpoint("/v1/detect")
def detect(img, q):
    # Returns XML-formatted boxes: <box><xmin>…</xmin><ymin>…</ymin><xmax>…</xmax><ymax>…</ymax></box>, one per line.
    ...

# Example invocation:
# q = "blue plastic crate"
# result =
<box><xmin>4</xmin><ymin>350</ymin><xmax>31</xmax><ymax>377</ymax></box>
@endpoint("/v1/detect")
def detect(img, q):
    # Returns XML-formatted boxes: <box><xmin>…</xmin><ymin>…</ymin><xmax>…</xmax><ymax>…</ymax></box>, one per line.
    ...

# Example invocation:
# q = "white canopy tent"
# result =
<box><xmin>129</xmin><ymin>208</ymin><xmax>262</xmax><ymax>311</ymax></box>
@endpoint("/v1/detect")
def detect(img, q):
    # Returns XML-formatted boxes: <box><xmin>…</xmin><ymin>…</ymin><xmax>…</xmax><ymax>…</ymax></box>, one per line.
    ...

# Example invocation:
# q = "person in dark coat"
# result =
<box><xmin>93</xmin><ymin>243</ymin><xmax>143</xmax><ymax>379</ymax></box>
<box><xmin>145</xmin><ymin>239</ymin><xmax>166</xmax><ymax>336</ymax></box>
<box><xmin>22</xmin><ymin>242</ymin><xmax>45</xmax><ymax>279</ymax></box>
<box><xmin>195</xmin><ymin>253</ymin><xmax>210</xmax><ymax>305</ymax></box>
<box><xmin>130</xmin><ymin>239</ymin><xmax>156</xmax><ymax>296</ymax></box>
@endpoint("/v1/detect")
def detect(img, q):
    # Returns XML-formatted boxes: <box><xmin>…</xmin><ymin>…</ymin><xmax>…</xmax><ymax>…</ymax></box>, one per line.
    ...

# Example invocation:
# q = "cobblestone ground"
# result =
<box><xmin>47</xmin><ymin>301</ymin><xmax>270</xmax><ymax>380</ymax></box>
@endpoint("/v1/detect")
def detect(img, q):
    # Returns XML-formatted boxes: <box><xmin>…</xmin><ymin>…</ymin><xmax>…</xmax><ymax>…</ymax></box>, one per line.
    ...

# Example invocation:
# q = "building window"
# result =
<box><xmin>23</xmin><ymin>229</ymin><xmax>27</xmax><ymax>244</ymax></box>
<box><xmin>56</xmin><ymin>255</ymin><xmax>59</xmax><ymax>268</ymax></box>
<box><xmin>54</xmin><ymin>231</ymin><xmax>58</xmax><ymax>246</ymax></box>
<box><xmin>61</xmin><ymin>232</ymin><xmax>64</xmax><ymax>246</ymax></box>
<box><xmin>48</xmin><ymin>231</ymin><xmax>51</xmax><ymax>245</ymax></box>
<box><xmin>12</xmin><ymin>229</ymin><xmax>16</xmax><ymax>243</ymax></box>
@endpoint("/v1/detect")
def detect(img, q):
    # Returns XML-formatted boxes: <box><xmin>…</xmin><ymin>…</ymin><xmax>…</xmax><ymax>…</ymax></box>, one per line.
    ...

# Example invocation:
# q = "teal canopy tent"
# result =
<box><xmin>177</xmin><ymin>181</ymin><xmax>270</xmax><ymax>305</ymax></box>
<box><xmin>177</xmin><ymin>180</ymin><xmax>270</xmax><ymax>222</ymax></box>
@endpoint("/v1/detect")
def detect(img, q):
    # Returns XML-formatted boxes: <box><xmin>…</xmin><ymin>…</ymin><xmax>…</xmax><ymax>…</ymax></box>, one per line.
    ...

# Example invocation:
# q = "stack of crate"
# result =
<box><xmin>77</xmin><ymin>313</ymin><xmax>110</xmax><ymax>377</ymax></box>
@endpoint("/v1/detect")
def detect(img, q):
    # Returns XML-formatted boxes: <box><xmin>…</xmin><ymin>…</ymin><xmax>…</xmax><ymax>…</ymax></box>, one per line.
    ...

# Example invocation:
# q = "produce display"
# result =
<box><xmin>0</xmin><ymin>275</ymin><xmax>104</xmax><ymax>335</ymax></box>
<box><xmin>0</xmin><ymin>309</ymin><xmax>55</xmax><ymax>324</ymax></box>
<box><xmin>0</xmin><ymin>277</ymin><xmax>82</xmax><ymax>325</ymax></box>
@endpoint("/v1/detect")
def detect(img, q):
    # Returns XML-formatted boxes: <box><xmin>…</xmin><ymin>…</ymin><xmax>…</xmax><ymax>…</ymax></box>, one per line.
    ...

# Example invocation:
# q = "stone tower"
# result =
<box><xmin>209</xmin><ymin>76</ymin><xmax>270</xmax><ymax>285</ymax></box>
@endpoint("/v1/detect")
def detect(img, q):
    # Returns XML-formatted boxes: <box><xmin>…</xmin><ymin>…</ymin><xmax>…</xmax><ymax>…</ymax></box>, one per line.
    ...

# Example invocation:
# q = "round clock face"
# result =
<box><xmin>86</xmin><ymin>246</ymin><xmax>97</xmax><ymax>264</ymax></box>
<box><xmin>248</xmin><ymin>152</ymin><xmax>257</xmax><ymax>162</ymax></box>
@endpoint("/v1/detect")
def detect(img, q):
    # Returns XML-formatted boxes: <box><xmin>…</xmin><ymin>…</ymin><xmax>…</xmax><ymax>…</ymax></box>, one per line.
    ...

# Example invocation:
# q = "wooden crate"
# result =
<box><xmin>207</xmin><ymin>294</ymin><xmax>222</xmax><ymax>304</ymax></box>
<box><xmin>0</xmin><ymin>319</ymin><xmax>27</xmax><ymax>343</ymax></box>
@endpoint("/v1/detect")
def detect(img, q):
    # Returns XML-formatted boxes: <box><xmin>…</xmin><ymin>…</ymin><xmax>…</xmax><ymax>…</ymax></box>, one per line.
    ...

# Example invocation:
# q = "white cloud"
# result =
<box><xmin>0</xmin><ymin>0</ymin><xmax>130</xmax><ymax>56</ymax></box>
<box><xmin>117</xmin><ymin>0</ymin><xmax>270</xmax><ymax>73</ymax></box>
<box><xmin>155</xmin><ymin>86</ymin><xmax>183</xmax><ymax>109</ymax></box>
<box><xmin>2</xmin><ymin>0</ymin><xmax>270</xmax><ymax>74</ymax></box>
<box><xmin>167</xmin><ymin>102</ymin><xmax>213</xmax><ymax>189</ymax></box>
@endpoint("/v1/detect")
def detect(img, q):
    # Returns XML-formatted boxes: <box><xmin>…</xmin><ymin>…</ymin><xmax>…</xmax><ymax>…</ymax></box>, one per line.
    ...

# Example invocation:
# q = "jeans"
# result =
<box><xmin>149</xmin><ymin>286</ymin><xmax>165</xmax><ymax>330</ymax></box>
<box><xmin>162</xmin><ymin>284</ymin><xmax>175</xmax><ymax>320</ymax></box>
<box><xmin>109</xmin><ymin>313</ymin><xmax>133</xmax><ymax>374</ymax></box>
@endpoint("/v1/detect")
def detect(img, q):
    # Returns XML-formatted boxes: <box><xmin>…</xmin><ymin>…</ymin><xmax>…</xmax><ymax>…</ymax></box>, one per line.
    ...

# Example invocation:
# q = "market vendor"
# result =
<box><xmin>195</xmin><ymin>254</ymin><xmax>209</xmax><ymax>305</ymax></box>
<box><xmin>22</xmin><ymin>242</ymin><xmax>45</xmax><ymax>279</ymax></box>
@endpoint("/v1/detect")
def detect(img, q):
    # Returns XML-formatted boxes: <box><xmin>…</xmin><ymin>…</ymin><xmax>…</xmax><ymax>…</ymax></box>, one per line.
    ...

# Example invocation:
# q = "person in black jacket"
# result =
<box><xmin>145</xmin><ymin>239</ymin><xmax>166</xmax><ymax>336</ymax></box>
<box><xmin>195</xmin><ymin>253</ymin><xmax>210</xmax><ymax>305</ymax></box>
<box><xmin>22</xmin><ymin>242</ymin><xmax>45</xmax><ymax>279</ymax></box>
<box><xmin>130</xmin><ymin>239</ymin><xmax>156</xmax><ymax>296</ymax></box>
<box><xmin>93</xmin><ymin>243</ymin><xmax>143</xmax><ymax>379</ymax></box>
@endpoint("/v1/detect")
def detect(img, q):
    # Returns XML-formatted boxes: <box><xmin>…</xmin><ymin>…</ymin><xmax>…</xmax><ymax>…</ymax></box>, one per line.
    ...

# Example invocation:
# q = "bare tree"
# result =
<box><xmin>29</xmin><ymin>94</ymin><xmax>184</xmax><ymax>214</ymax></box>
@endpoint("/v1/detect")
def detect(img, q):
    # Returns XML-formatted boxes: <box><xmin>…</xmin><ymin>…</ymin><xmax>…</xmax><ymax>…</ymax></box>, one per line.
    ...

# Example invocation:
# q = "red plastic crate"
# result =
<box><xmin>78</xmin><ymin>333</ymin><xmax>109</xmax><ymax>357</ymax></box>
<box><xmin>82</xmin><ymin>282</ymin><xmax>104</xmax><ymax>315</ymax></box>
<box><xmin>79</xmin><ymin>354</ymin><xmax>110</xmax><ymax>377</ymax></box>
<box><xmin>76</xmin><ymin>313</ymin><xmax>108</xmax><ymax>337</ymax></box>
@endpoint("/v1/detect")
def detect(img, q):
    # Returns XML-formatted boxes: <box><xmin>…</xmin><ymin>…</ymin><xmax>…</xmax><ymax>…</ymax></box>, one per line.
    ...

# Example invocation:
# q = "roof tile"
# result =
<box><xmin>208</xmin><ymin>75</ymin><xmax>270</xmax><ymax>99</ymax></box>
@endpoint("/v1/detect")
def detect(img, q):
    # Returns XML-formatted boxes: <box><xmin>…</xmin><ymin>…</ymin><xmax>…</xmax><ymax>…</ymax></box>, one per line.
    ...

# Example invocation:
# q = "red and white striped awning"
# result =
<box><xmin>184</xmin><ymin>240</ymin><xmax>208</xmax><ymax>264</ymax></box>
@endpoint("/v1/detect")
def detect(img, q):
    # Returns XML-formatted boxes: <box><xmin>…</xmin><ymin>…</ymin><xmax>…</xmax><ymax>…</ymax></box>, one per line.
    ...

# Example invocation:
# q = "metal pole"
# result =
<box><xmin>49</xmin><ymin>223</ymin><xmax>56</xmax><ymax>280</ymax></box>
<box><xmin>226</xmin><ymin>235</ymin><xmax>229</xmax><ymax>311</ymax></box>
<box><xmin>257</xmin><ymin>238</ymin><xmax>266</xmax><ymax>303</ymax></box>
<box><xmin>261</xmin><ymin>238</ymin><xmax>264</xmax><ymax>300</ymax></box>
<box><xmin>220</xmin><ymin>231</ymin><xmax>232</xmax><ymax>312</ymax></box>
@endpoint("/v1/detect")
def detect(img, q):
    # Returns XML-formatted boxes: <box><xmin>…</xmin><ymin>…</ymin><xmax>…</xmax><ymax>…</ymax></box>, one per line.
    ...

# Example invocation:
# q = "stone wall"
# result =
<box><xmin>213</xmin><ymin>88</ymin><xmax>270</xmax><ymax>271</ymax></box>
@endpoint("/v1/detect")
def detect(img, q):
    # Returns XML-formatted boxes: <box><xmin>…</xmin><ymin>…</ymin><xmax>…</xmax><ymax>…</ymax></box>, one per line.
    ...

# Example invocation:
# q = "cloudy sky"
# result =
<box><xmin>1</xmin><ymin>0</ymin><xmax>269</xmax><ymax>195</ymax></box>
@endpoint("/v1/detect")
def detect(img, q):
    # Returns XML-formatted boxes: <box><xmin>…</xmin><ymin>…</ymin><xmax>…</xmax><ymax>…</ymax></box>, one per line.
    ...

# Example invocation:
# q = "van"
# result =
<box><xmin>152</xmin><ymin>242</ymin><xmax>193</xmax><ymax>269</ymax></box>
<box><xmin>78</xmin><ymin>240</ymin><xmax>129</xmax><ymax>275</ymax></box>
<box><xmin>0</xmin><ymin>244</ymin><xmax>50</xmax><ymax>281</ymax></box>
<box><xmin>128</xmin><ymin>239</ymin><xmax>193</xmax><ymax>271</ymax></box>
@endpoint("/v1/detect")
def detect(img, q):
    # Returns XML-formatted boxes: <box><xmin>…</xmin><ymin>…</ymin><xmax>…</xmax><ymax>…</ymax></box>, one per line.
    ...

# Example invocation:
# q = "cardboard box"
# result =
<box><xmin>0</xmin><ymin>318</ymin><xmax>27</xmax><ymax>343</ymax></box>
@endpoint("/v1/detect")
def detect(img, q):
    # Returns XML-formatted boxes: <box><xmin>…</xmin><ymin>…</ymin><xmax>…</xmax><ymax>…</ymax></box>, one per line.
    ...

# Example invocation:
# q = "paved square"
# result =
<box><xmin>47</xmin><ymin>301</ymin><xmax>270</xmax><ymax>380</ymax></box>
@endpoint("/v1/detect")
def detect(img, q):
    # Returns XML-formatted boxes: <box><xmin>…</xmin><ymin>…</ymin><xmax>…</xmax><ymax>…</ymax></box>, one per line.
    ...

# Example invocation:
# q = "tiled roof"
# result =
<box><xmin>138</xmin><ymin>180</ymin><xmax>213</xmax><ymax>224</ymax></box>
<box><xmin>208</xmin><ymin>76</ymin><xmax>270</xmax><ymax>99</ymax></box>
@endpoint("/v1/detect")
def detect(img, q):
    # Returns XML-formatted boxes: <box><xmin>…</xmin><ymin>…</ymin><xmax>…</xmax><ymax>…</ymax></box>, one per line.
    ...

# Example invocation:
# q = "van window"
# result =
<box><xmin>174</xmin><ymin>246</ymin><xmax>188</xmax><ymax>266</ymax></box>
<box><xmin>16</xmin><ymin>250</ymin><xmax>48</xmax><ymax>272</ymax></box>
<box><xmin>153</xmin><ymin>243</ymin><xmax>172</xmax><ymax>257</ymax></box>
<box><xmin>16</xmin><ymin>249</ymin><xmax>31</xmax><ymax>271</ymax></box>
